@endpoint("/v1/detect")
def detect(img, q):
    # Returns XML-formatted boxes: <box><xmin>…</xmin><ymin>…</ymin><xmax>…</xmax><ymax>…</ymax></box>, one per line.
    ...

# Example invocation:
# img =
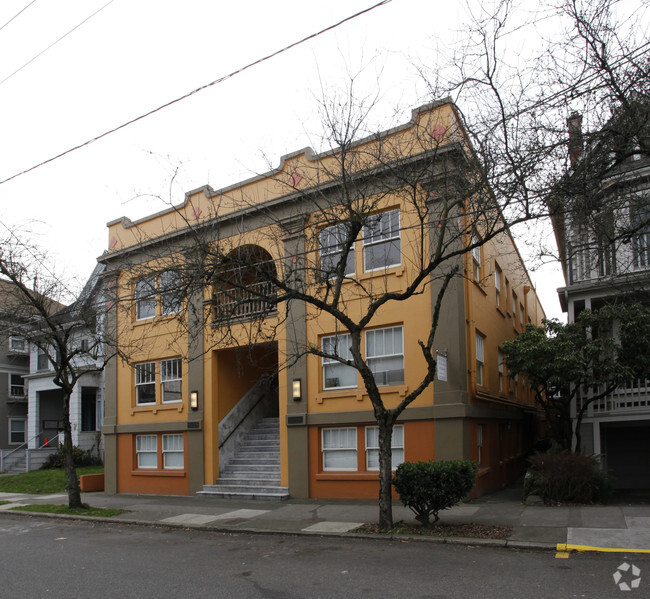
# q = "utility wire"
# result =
<box><xmin>0</xmin><ymin>0</ymin><xmax>392</xmax><ymax>188</ymax></box>
<box><xmin>0</xmin><ymin>0</ymin><xmax>38</xmax><ymax>34</ymax></box>
<box><xmin>0</xmin><ymin>0</ymin><xmax>116</xmax><ymax>88</ymax></box>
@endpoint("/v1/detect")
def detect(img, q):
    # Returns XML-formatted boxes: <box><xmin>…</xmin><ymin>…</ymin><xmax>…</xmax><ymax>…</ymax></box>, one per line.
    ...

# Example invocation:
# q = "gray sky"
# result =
<box><xmin>0</xmin><ymin>0</ymin><xmax>586</xmax><ymax>319</ymax></box>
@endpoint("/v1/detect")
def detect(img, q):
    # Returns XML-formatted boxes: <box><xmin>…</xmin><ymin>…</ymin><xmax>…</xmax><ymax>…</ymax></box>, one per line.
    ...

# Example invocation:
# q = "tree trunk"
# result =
<box><xmin>62</xmin><ymin>392</ymin><xmax>82</xmax><ymax>508</ymax></box>
<box><xmin>377</xmin><ymin>415</ymin><xmax>395</xmax><ymax>531</ymax></box>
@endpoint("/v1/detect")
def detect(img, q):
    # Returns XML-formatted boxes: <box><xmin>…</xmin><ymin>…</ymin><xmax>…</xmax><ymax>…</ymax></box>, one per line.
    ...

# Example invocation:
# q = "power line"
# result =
<box><xmin>0</xmin><ymin>0</ymin><xmax>116</xmax><ymax>88</ymax></box>
<box><xmin>0</xmin><ymin>0</ymin><xmax>38</xmax><ymax>34</ymax></box>
<box><xmin>0</xmin><ymin>0</ymin><xmax>393</xmax><ymax>188</ymax></box>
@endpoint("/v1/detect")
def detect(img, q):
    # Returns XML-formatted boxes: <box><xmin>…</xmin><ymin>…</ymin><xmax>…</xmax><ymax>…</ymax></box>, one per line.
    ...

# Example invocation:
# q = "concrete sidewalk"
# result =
<box><xmin>1</xmin><ymin>484</ymin><xmax>649</xmax><ymax>553</ymax></box>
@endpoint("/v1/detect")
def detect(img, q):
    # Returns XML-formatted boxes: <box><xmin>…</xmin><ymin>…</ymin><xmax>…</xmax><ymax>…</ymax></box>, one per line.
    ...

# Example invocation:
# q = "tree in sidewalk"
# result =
<box><xmin>501</xmin><ymin>304</ymin><xmax>650</xmax><ymax>453</ymax></box>
<box><xmin>0</xmin><ymin>232</ymin><xmax>107</xmax><ymax>509</ymax></box>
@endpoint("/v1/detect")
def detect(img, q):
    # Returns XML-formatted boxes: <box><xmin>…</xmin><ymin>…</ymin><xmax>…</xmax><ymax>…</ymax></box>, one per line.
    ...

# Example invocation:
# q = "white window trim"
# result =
<box><xmin>135</xmin><ymin>361</ymin><xmax>156</xmax><ymax>405</ymax></box>
<box><xmin>160</xmin><ymin>271</ymin><xmax>182</xmax><ymax>315</ymax></box>
<box><xmin>362</xmin><ymin>209</ymin><xmax>401</xmax><ymax>273</ymax></box>
<box><xmin>320</xmin><ymin>224</ymin><xmax>355</xmax><ymax>278</ymax></box>
<box><xmin>476</xmin><ymin>332</ymin><xmax>485</xmax><ymax>387</ymax></box>
<box><xmin>322</xmin><ymin>427</ymin><xmax>358</xmax><ymax>471</ymax></box>
<box><xmin>322</xmin><ymin>333</ymin><xmax>357</xmax><ymax>390</ymax></box>
<box><xmin>160</xmin><ymin>358</ymin><xmax>182</xmax><ymax>403</ymax></box>
<box><xmin>9</xmin><ymin>373</ymin><xmax>26</xmax><ymax>398</ymax></box>
<box><xmin>8</xmin><ymin>418</ymin><xmax>26</xmax><ymax>445</ymax></box>
<box><xmin>162</xmin><ymin>433</ymin><xmax>185</xmax><ymax>470</ymax></box>
<box><xmin>135</xmin><ymin>276</ymin><xmax>156</xmax><ymax>321</ymax></box>
<box><xmin>9</xmin><ymin>336</ymin><xmax>27</xmax><ymax>353</ymax></box>
<box><xmin>365</xmin><ymin>325</ymin><xmax>404</xmax><ymax>387</ymax></box>
<box><xmin>472</xmin><ymin>234</ymin><xmax>481</xmax><ymax>280</ymax></box>
<box><xmin>494</xmin><ymin>265</ymin><xmax>502</xmax><ymax>304</ymax></box>
<box><xmin>365</xmin><ymin>424</ymin><xmax>404</xmax><ymax>471</ymax></box>
<box><xmin>135</xmin><ymin>434</ymin><xmax>158</xmax><ymax>469</ymax></box>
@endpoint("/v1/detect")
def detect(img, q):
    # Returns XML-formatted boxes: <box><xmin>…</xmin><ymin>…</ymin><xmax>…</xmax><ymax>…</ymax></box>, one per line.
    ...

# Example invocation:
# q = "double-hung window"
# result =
<box><xmin>160</xmin><ymin>358</ymin><xmax>182</xmax><ymax>403</ymax></box>
<box><xmin>320</xmin><ymin>224</ymin><xmax>355</xmax><ymax>278</ymax></box>
<box><xmin>160</xmin><ymin>271</ymin><xmax>182</xmax><ymax>315</ymax></box>
<box><xmin>365</xmin><ymin>326</ymin><xmax>404</xmax><ymax>386</ymax></box>
<box><xmin>476</xmin><ymin>333</ymin><xmax>485</xmax><ymax>386</ymax></box>
<box><xmin>363</xmin><ymin>209</ymin><xmax>401</xmax><ymax>271</ymax></box>
<box><xmin>135</xmin><ymin>277</ymin><xmax>156</xmax><ymax>320</ymax></box>
<box><xmin>365</xmin><ymin>425</ymin><xmax>404</xmax><ymax>470</ymax></box>
<box><xmin>9</xmin><ymin>336</ymin><xmax>26</xmax><ymax>353</ymax></box>
<box><xmin>322</xmin><ymin>334</ymin><xmax>356</xmax><ymax>389</ymax></box>
<box><xmin>135</xmin><ymin>362</ymin><xmax>156</xmax><ymax>405</ymax></box>
<box><xmin>162</xmin><ymin>434</ymin><xmax>184</xmax><ymax>469</ymax></box>
<box><xmin>136</xmin><ymin>435</ymin><xmax>157</xmax><ymax>468</ymax></box>
<box><xmin>471</xmin><ymin>234</ymin><xmax>481</xmax><ymax>281</ymax></box>
<box><xmin>322</xmin><ymin>428</ymin><xmax>357</xmax><ymax>471</ymax></box>
<box><xmin>495</xmin><ymin>265</ymin><xmax>502</xmax><ymax>306</ymax></box>
<box><xmin>9</xmin><ymin>419</ymin><xmax>25</xmax><ymax>444</ymax></box>
<box><xmin>9</xmin><ymin>374</ymin><xmax>25</xmax><ymax>397</ymax></box>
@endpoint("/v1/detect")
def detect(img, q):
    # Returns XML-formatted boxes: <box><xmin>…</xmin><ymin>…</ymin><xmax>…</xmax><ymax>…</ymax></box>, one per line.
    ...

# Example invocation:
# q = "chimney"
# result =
<box><xmin>567</xmin><ymin>112</ymin><xmax>583</xmax><ymax>166</ymax></box>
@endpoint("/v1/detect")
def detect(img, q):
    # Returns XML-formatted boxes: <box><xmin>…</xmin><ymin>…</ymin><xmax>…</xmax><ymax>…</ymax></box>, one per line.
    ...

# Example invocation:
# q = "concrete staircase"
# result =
<box><xmin>199</xmin><ymin>417</ymin><xmax>289</xmax><ymax>501</ymax></box>
<box><xmin>1</xmin><ymin>449</ymin><xmax>26</xmax><ymax>474</ymax></box>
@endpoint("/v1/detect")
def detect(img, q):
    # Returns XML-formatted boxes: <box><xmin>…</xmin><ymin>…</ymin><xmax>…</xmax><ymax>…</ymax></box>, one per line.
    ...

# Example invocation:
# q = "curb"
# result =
<box><xmin>557</xmin><ymin>543</ymin><xmax>650</xmax><ymax>555</ymax></box>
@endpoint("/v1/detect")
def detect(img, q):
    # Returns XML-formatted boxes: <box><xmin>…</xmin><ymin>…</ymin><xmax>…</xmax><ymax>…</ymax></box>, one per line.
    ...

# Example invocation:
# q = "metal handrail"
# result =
<box><xmin>0</xmin><ymin>431</ymin><xmax>58</xmax><ymax>473</ymax></box>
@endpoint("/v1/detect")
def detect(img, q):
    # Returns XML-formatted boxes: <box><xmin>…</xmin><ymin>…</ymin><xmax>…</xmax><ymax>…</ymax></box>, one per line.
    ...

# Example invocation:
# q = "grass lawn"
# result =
<box><xmin>0</xmin><ymin>466</ymin><xmax>104</xmax><ymax>494</ymax></box>
<box><xmin>11</xmin><ymin>504</ymin><xmax>125</xmax><ymax>518</ymax></box>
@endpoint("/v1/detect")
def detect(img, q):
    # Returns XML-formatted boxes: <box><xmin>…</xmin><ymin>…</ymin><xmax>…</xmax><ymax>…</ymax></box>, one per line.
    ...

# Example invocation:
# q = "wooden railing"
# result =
<box><xmin>212</xmin><ymin>281</ymin><xmax>276</xmax><ymax>323</ymax></box>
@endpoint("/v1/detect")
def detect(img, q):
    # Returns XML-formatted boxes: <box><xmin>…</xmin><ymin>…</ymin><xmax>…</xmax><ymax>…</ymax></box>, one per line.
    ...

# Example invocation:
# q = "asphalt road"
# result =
<box><xmin>0</xmin><ymin>515</ymin><xmax>648</xmax><ymax>598</ymax></box>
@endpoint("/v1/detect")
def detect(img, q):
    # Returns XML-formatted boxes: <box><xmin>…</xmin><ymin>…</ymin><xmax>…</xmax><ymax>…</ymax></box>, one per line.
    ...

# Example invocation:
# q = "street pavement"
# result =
<box><xmin>0</xmin><ymin>482</ymin><xmax>649</xmax><ymax>553</ymax></box>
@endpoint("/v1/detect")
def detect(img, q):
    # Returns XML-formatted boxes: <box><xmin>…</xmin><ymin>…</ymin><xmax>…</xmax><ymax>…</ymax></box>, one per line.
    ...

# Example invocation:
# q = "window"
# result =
<box><xmin>322</xmin><ymin>334</ymin><xmax>357</xmax><ymax>389</ymax></box>
<box><xmin>365</xmin><ymin>425</ymin><xmax>404</xmax><ymax>470</ymax></box>
<box><xmin>366</xmin><ymin>326</ymin><xmax>404</xmax><ymax>386</ymax></box>
<box><xmin>632</xmin><ymin>202</ymin><xmax>650</xmax><ymax>269</ymax></box>
<box><xmin>322</xmin><ymin>428</ymin><xmax>357</xmax><ymax>471</ymax></box>
<box><xmin>162</xmin><ymin>434</ymin><xmax>184</xmax><ymax>469</ymax></box>
<box><xmin>471</xmin><ymin>234</ymin><xmax>481</xmax><ymax>280</ymax></box>
<box><xmin>9</xmin><ymin>336</ymin><xmax>26</xmax><ymax>353</ymax></box>
<box><xmin>81</xmin><ymin>388</ymin><xmax>97</xmax><ymax>432</ymax></box>
<box><xmin>135</xmin><ymin>362</ymin><xmax>156</xmax><ymax>405</ymax></box>
<box><xmin>9</xmin><ymin>419</ymin><xmax>25</xmax><ymax>444</ymax></box>
<box><xmin>160</xmin><ymin>358</ymin><xmax>182</xmax><ymax>403</ymax></box>
<box><xmin>160</xmin><ymin>271</ymin><xmax>182</xmax><ymax>315</ymax></box>
<box><xmin>477</xmin><ymin>424</ymin><xmax>484</xmax><ymax>465</ymax></box>
<box><xmin>519</xmin><ymin>303</ymin><xmax>524</xmax><ymax>326</ymax></box>
<box><xmin>135</xmin><ymin>276</ymin><xmax>156</xmax><ymax>320</ymax></box>
<box><xmin>476</xmin><ymin>332</ymin><xmax>485</xmax><ymax>386</ymax></box>
<box><xmin>512</xmin><ymin>293</ymin><xmax>517</xmax><ymax>326</ymax></box>
<box><xmin>9</xmin><ymin>374</ymin><xmax>25</xmax><ymax>397</ymax></box>
<box><xmin>498</xmin><ymin>350</ymin><xmax>504</xmax><ymax>392</ymax></box>
<box><xmin>37</xmin><ymin>348</ymin><xmax>49</xmax><ymax>371</ymax></box>
<box><xmin>363</xmin><ymin>209</ymin><xmax>401</xmax><ymax>271</ymax></box>
<box><xmin>494</xmin><ymin>265</ymin><xmax>502</xmax><ymax>306</ymax></box>
<box><xmin>320</xmin><ymin>224</ymin><xmax>355</xmax><ymax>278</ymax></box>
<box><xmin>136</xmin><ymin>435</ymin><xmax>157</xmax><ymax>469</ymax></box>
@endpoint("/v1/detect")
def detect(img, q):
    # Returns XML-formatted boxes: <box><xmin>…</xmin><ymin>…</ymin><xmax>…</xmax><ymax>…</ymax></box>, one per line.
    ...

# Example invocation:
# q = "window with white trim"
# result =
<box><xmin>160</xmin><ymin>271</ymin><xmax>182</xmax><ymax>315</ymax></box>
<box><xmin>135</xmin><ymin>276</ymin><xmax>156</xmax><ymax>320</ymax></box>
<box><xmin>160</xmin><ymin>358</ymin><xmax>182</xmax><ymax>403</ymax></box>
<box><xmin>366</xmin><ymin>326</ymin><xmax>404</xmax><ymax>386</ymax></box>
<box><xmin>320</xmin><ymin>224</ymin><xmax>355</xmax><ymax>278</ymax></box>
<box><xmin>476</xmin><ymin>332</ymin><xmax>485</xmax><ymax>386</ymax></box>
<box><xmin>136</xmin><ymin>434</ymin><xmax>157</xmax><ymax>468</ymax></box>
<box><xmin>322</xmin><ymin>428</ymin><xmax>357</xmax><ymax>471</ymax></box>
<box><xmin>9</xmin><ymin>419</ymin><xmax>25</xmax><ymax>444</ymax></box>
<box><xmin>322</xmin><ymin>334</ymin><xmax>357</xmax><ymax>389</ymax></box>
<box><xmin>363</xmin><ymin>209</ymin><xmax>401</xmax><ymax>272</ymax></box>
<box><xmin>471</xmin><ymin>234</ymin><xmax>481</xmax><ymax>281</ymax></box>
<box><xmin>135</xmin><ymin>362</ymin><xmax>156</xmax><ymax>405</ymax></box>
<box><xmin>9</xmin><ymin>373</ymin><xmax>25</xmax><ymax>397</ymax></box>
<box><xmin>9</xmin><ymin>336</ymin><xmax>26</xmax><ymax>353</ymax></box>
<box><xmin>365</xmin><ymin>425</ymin><xmax>404</xmax><ymax>470</ymax></box>
<box><xmin>162</xmin><ymin>434</ymin><xmax>184</xmax><ymax>469</ymax></box>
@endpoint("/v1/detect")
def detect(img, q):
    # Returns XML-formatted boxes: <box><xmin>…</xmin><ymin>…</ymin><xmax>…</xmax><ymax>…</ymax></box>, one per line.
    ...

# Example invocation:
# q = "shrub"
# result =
<box><xmin>40</xmin><ymin>446</ymin><xmax>103</xmax><ymax>470</ymax></box>
<box><xmin>526</xmin><ymin>451</ymin><xmax>613</xmax><ymax>504</ymax></box>
<box><xmin>392</xmin><ymin>460</ymin><xmax>478</xmax><ymax>526</ymax></box>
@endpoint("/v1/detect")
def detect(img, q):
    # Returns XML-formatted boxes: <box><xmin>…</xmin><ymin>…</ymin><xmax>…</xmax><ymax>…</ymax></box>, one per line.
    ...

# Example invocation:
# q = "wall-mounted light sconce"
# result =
<box><xmin>190</xmin><ymin>390</ymin><xmax>199</xmax><ymax>410</ymax></box>
<box><xmin>292</xmin><ymin>378</ymin><xmax>302</xmax><ymax>402</ymax></box>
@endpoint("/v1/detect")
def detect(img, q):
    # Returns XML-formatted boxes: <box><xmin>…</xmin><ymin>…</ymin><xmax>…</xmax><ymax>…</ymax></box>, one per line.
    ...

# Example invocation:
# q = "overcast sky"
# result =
<box><xmin>0</xmin><ymin>0</ymin><xmax>602</xmax><ymax>320</ymax></box>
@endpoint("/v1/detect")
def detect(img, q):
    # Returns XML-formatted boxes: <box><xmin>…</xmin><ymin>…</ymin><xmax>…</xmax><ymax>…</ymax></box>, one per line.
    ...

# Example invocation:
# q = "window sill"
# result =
<box><xmin>472</xmin><ymin>279</ymin><xmax>488</xmax><ymax>296</ymax></box>
<box><xmin>359</xmin><ymin>265</ymin><xmax>405</xmax><ymax>282</ymax></box>
<box><xmin>316</xmin><ymin>472</ymin><xmax>379</xmax><ymax>481</ymax></box>
<box><xmin>132</xmin><ymin>313</ymin><xmax>181</xmax><ymax>327</ymax></box>
<box><xmin>496</xmin><ymin>306</ymin><xmax>506</xmax><ymax>318</ymax></box>
<box><xmin>131</xmin><ymin>404</ymin><xmax>185</xmax><ymax>416</ymax></box>
<box><xmin>131</xmin><ymin>469</ymin><xmax>186</xmax><ymax>477</ymax></box>
<box><xmin>316</xmin><ymin>384</ymin><xmax>409</xmax><ymax>404</ymax></box>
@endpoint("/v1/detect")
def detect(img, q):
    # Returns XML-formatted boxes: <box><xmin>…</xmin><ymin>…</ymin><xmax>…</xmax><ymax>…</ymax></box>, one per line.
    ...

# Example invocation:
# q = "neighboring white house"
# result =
<box><xmin>23</xmin><ymin>264</ymin><xmax>106</xmax><ymax>458</ymax></box>
<box><xmin>552</xmin><ymin>106</ymin><xmax>650</xmax><ymax>488</ymax></box>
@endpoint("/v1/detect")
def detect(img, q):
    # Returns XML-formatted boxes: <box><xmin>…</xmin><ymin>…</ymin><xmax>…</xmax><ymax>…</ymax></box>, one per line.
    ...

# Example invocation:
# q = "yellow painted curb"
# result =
<box><xmin>557</xmin><ymin>543</ymin><xmax>650</xmax><ymax>554</ymax></box>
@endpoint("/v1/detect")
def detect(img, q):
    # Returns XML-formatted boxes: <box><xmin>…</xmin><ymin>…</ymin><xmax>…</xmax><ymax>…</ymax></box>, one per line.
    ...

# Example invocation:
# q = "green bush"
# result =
<box><xmin>526</xmin><ymin>451</ymin><xmax>613</xmax><ymax>504</ymax></box>
<box><xmin>40</xmin><ymin>445</ymin><xmax>103</xmax><ymax>470</ymax></box>
<box><xmin>392</xmin><ymin>460</ymin><xmax>478</xmax><ymax>526</ymax></box>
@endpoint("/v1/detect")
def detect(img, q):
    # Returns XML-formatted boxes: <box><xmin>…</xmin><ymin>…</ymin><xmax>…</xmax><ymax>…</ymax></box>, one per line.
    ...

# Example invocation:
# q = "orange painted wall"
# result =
<box><xmin>116</xmin><ymin>433</ymin><xmax>189</xmax><ymax>495</ymax></box>
<box><xmin>308</xmin><ymin>420</ymin><xmax>435</xmax><ymax>499</ymax></box>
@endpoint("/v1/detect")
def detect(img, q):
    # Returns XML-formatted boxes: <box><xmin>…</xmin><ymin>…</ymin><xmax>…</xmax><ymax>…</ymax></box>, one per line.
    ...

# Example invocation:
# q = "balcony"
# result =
<box><xmin>212</xmin><ymin>281</ymin><xmax>276</xmax><ymax>323</ymax></box>
<box><xmin>588</xmin><ymin>379</ymin><xmax>650</xmax><ymax>416</ymax></box>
